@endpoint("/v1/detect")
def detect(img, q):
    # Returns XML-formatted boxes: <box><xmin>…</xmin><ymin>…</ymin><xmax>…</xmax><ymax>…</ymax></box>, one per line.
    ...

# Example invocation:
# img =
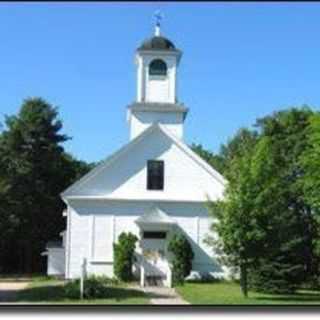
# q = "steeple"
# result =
<box><xmin>127</xmin><ymin>20</ymin><xmax>188</xmax><ymax>141</ymax></box>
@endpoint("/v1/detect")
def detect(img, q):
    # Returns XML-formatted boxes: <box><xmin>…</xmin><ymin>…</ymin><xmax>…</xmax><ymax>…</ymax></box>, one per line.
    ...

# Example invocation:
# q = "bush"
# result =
<box><xmin>168</xmin><ymin>233</ymin><xmax>194</xmax><ymax>286</ymax></box>
<box><xmin>82</xmin><ymin>276</ymin><xmax>109</xmax><ymax>299</ymax></box>
<box><xmin>64</xmin><ymin>279</ymin><xmax>81</xmax><ymax>299</ymax></box>
<box><xmin>186</xmin><ymin>277</ymin><xmax>220</xmax><ymax>284</ymax></box>
<box><xmin>248</xmin><ymin>261</ymin><xmax>303</xmax><ymax>294</ymax></box>
<box><xmin>64</xmin><ymin>275</ymin><xmax>120</xmax><ymax>299</ymax></box>
<box><xmin>113</xmin><ymin>232</ymin><xmax>138</xmax><ymax>282</ymax></box>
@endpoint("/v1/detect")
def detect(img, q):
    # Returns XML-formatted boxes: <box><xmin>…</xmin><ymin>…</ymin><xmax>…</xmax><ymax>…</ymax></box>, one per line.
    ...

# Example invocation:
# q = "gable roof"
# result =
<box><xmin>61</xmin><ymin>124</ymin><xmax>159</xmax><ymax>199</ymax></box>
<box><xmin>159</xmin><ymin>124</ymin><xmax>227</xmax><ymax>186</ymax></box>
<box><xmin>61</xmin><ymin>123</ymin><xmax>226</xmax><ymax>200</ymax></box>
<box><xmin>135</xmin><ymin>206</ymin><xmax>176</xmax><ymax>226</ymax></box>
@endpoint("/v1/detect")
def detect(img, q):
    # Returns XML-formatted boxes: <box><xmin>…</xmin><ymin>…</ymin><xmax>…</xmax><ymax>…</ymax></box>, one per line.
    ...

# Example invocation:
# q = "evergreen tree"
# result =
<box><xmin>0</xmin><ymin>98</ymin><xmax>92</xmax><ymax>273</ymax></box>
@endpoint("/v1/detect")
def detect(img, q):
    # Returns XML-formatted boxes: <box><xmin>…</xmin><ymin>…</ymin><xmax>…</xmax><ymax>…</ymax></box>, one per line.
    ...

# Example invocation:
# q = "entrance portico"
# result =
<box><xmin>135</xmin><ymin>206</ymin><xmax>176</xmax><ymax>287</ymax></box>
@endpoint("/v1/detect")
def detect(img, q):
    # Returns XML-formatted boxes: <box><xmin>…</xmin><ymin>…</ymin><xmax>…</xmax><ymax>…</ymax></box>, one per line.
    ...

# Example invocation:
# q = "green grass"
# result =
<box><xmin>15</xmin><ymin>277</ymin><xmax>150</xmax><ymax>305</ymax></box>
<box><xmin>176</xmin><ymin>281</ymin><xmax>320</xmax><ymax>305</ymax></box>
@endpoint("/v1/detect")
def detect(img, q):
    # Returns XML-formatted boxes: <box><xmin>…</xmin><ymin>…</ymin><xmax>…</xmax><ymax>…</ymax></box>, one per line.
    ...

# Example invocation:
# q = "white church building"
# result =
<box><xmin>45</xmin><ymin>23</ymin><xmax>228</xmax><ymax>286</ymax></box>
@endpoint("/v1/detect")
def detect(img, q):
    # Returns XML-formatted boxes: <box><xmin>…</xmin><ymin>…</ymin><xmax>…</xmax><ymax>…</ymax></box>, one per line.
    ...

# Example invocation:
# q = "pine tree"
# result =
<box><xmin>0</xmin><ymin>98</ymin><xmax>92</xmax><ymax>273</ymax></box>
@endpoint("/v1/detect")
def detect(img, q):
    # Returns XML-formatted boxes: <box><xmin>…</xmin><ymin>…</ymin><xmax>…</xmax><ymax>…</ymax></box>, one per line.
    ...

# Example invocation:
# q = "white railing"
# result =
<box><xmin>140</xmin><ymin>262</ymin><xmax>145</xmax><ymax>287</ymax></box>
<box><xmin>164</xmin><ymin>262</ymin><xmax>172</xmax><ymax>288</ymax></box>
<box><xmin>140</xmin><ymin>256</ymin><xmax>172</xmax><ymax>288</ymax></box>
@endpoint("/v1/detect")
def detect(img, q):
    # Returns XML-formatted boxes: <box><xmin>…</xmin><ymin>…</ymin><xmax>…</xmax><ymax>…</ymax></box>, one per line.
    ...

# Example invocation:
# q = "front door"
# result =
<box><xmin>141</xmin><ymin>231</ymin><xmax>168</xmax><ymax>283</ymax></box>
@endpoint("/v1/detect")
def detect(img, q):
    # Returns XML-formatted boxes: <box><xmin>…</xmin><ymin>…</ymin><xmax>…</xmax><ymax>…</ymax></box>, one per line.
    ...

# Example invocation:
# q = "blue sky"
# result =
<box><xmin>1</xmin><ymin>3</ymin><xmax>320</xmax><ymax>163</ymax></box>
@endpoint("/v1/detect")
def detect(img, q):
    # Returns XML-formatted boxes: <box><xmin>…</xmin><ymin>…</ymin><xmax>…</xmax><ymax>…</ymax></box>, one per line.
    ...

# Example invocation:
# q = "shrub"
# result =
<box><xmin>168</xmin><ymin>233</ymin><xmax>194</xmax><ymax>286</ymax></box>
<box><xmin>113</xmin><ymin>232</ymin><xmax>138</xmax><ymax>282</ymax></box>
<box><xmin>248</xmin><ymin>261</ymin><xmax>302</xmax><ymax>294</ymax></box>
<box><xmin>82</xmin><ymin>276</ymin><xmax>109</xmax><ymax>299</ymax></box>
<box><xmin>64</xmin><ymin>279</ymin><xmax>81</xmax><ymax>299</ymax></box>
<box><xmin>64</xmin><ymin>275</ymin><xmax>119</xmax><ymax>299</ymax></box>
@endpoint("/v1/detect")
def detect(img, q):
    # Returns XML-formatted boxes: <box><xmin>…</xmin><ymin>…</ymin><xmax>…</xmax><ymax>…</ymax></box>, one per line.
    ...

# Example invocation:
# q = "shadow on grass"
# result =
<box><xmin>103</xmin><ymin>287</ymin><xmax>147</xmax><ymax>301</ymax></box>
<box><xmin>15</xmin><ymin>284</ymin><xmax>66</xmax><ymax>302</ymax></box>
<box><xmin>143</xmin><ymin>292</ymin><xmax>174</xmax><ymax>299</ymax></box>
<box><xmin>15</xmin><ymin>284</ymin><xmax>147</xmax><ymax>303</ymax></box>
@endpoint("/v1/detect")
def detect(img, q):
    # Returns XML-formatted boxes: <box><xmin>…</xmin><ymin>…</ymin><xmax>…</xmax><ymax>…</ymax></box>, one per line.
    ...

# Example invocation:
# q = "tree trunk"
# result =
<box><xmin>240</xmin><ymin>263</ymin><xmax>248</xmax><ymax>298</ymax></box>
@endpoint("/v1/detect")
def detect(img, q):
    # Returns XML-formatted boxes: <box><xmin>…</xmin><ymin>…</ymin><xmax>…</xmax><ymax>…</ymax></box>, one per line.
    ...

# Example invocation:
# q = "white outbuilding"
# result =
<box><xmin>46</xmin><ymin>22</ymin><xmax>228</xmax><ymax>286</ymax></box>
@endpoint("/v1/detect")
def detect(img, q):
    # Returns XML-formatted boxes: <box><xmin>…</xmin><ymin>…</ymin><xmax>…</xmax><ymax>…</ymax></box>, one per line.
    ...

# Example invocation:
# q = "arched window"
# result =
<box><xmin>149</xmin><ymin>59</ymin><xmax>167</xmax><ymax>76</ymax></box>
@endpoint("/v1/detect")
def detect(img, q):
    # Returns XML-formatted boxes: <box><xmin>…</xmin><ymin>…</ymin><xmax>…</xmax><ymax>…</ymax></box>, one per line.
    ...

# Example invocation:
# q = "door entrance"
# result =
<box><xmin>141</xmin><ymin>231</ymin><xmax>169</xmax><ymax>286</ymax></box>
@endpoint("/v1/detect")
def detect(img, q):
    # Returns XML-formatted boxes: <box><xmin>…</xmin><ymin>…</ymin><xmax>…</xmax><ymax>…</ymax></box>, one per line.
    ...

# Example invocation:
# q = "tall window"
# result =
<box><xmin>149</xmin><ymin>59</ymin><xmax>167</xmax><ymax>76</ymax></box>
<box><xmin>147</xmin><ymin>160</ymin><xmax>164</xmax><ymax>190</ymax></box>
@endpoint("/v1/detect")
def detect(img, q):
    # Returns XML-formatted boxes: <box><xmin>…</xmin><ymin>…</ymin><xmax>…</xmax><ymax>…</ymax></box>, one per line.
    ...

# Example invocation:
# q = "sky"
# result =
<box><xmin>1</xmin><ymin>2</ymin><xmax>320</xmax><ymax>163</ymax></box>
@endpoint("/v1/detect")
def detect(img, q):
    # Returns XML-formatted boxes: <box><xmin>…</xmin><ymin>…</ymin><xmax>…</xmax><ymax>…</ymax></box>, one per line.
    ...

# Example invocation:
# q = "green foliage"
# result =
<box><xmin>249</xmin><ymin>107</ymin><xmax>316</xmax><ymax>293</ymax></box>
<box><xmin>15</xmin><ymin>278</ymin><xmax>149</xmax><ymax>304</ymax></box>
<box><xmin>300</xmin><ymin>113</ymin><xmax>320</xmax><ymax>212</ymax></box>
<box><xmin>206</xmin><ymin>130</ymin><xmax>261</xmax><ymax>297</ymax></box>
<box><xmin>298</xmin><ymin>113</ymin><xmax>320</xmax><ymax>286</ymax></box>
<box><xmin>113</xmin><ymin>232</ymin><xmax>138</xmax><ymax>282</ymax></box>
<box><xmin>64</xmin><ymin>275</ymin><xmax>120</xmax><ymax>299</ymax></box>
<box><xmin>191</xmin><ymin>129</ymin><xmax>258</xmax><ymax>177</ymax></box>
<box><xmin>64</xmin><ymin>279</ymin><xmax>81</xmax><ymax>299</ymax></box>
<box><xmin>207</xmin><ymin>107</ymin><xmax>320</xmax><ymax>295</ymax></box>
<box><xmin>191</xmin><ymin>143</ymin><xmax>225</xmax><ymax>174</ymax></box>
<box><xmin>168</xmin><ymin>233</ymin><xmax>194</xmax><ymax>286</ymax></box>
<box><xmin>0</xmin><ymin>97</ymin><xmax>93</xmax><ymax>273</ymax></box>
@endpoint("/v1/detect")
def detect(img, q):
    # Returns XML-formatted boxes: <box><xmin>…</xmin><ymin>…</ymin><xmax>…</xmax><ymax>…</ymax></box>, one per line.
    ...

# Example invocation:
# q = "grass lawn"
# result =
<box><xmin>15</xmin><ymin>278</ymin><xmax>150</xmax><ymax>305</ymax></box>
<box><xmin>176</xmin><ymin>281</ymin><xmax>320</xmax><ymax>305</ymax></box>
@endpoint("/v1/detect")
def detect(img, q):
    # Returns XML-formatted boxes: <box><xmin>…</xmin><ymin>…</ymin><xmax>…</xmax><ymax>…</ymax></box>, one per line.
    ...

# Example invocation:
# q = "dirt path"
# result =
<box><xmin>142</xmin><ymin>286</ymin><xmax>189</xmax><ymax>305</ymax></box>
<box><xmin>0</xmin><ymin>281</ymin><xmax>30</xmax><ymax>302</ymax></box>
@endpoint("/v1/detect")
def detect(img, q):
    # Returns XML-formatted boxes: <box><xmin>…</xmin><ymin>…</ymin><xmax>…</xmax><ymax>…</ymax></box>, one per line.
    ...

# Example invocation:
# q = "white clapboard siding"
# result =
<box><xmin>91</xmin><ymin>215</ymin><xmax>114</xmax><ymax>261</ymax></box>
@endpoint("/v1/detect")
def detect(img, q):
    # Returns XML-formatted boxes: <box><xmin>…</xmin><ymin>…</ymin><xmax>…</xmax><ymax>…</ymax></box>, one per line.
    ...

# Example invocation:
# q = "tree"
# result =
<box><xmin>191</xmin><ymin>143</ymin><xmax>225</xmax><ymax>174</ymax></box>
<box><xmin>0</xmin><ymin>97</ymin><xmax>92</xmax><ymax>273</ymax></box>
<box><xmin>168</xmin><ymin>233</ymin><xmax>194</xmax><ymax>286</ymax></box>
<box><xmin>207</xmin><ymin>107</ymin><xmax>320</xmax><ymax>295</ymax></box>
<box><xmin>113</xmin><ymin>232</ymin><xmax>138</xmax><ymax>281</ymax></box>
<box><xmin>299</xmin><ymin>113</ymin><xmax>320</xmax><ymax>285</ymax></box>
<box><xmin>219</xmin><ymin>128</ymin><xmax>258</xmax><ymax>178</ymax></box>
<box><xmin>206</xmin><ymin>129</ymin><xmax>262</xmax><ymax>297</ymax></box>
<box><xmin>191</xmin><ymin>128</ymin><xmax>258</xmax><ymax>176</ymax></box>
<box><xmin>300</xmin><ymin>113</ymin><xmax>320</xmax><ymax>211</ymax></box>
<box><xmin>250</xmin><ymin>107</ymin><xmax>317</xmax><ymax>292</ymax></box>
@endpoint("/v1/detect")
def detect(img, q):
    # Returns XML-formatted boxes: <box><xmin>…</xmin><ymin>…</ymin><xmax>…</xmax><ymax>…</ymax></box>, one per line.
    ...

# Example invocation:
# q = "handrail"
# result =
<box><xmin>140</xmin><ymin>260</ymin><xmax>145</xmax><ymax>287</ymax></box>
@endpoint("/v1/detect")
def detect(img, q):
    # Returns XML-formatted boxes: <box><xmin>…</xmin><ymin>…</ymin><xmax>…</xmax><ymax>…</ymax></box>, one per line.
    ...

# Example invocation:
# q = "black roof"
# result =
<box><xmin>138</xmin><ymin>36</ymin><xmax>177</xmax><ymax>51</ymax></box>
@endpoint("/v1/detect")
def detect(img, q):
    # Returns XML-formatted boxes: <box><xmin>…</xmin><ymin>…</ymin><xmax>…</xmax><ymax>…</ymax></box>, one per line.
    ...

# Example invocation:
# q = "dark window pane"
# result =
<box><xmin>149</xmin><ymin>59</ymin><xmax>167</xmax><ymax>76</ymax></box>
<box><xmin>147</xmin><ymin>160</ymin><xmax>164</xmax><ymax>190</ymax></box>
<box><xmin>143</xmin><ymin>232</ymin><xmax>166</xmax><ymax>239</ymax></box>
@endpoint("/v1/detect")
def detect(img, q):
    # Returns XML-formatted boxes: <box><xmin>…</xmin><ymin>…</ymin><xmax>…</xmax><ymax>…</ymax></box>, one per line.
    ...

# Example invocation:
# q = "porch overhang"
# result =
<box><xmin>135</xmin><ymin>206</ymin><xmax>176</xmax><ymax>229</ymax></box>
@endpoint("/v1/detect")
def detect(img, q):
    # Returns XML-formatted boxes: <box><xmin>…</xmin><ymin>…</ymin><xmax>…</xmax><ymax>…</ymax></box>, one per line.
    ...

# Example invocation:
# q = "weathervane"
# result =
<box><xmin>153</xmin><ymin>10</ymin><xmax>163</xmax><ymax>36</ymax></box>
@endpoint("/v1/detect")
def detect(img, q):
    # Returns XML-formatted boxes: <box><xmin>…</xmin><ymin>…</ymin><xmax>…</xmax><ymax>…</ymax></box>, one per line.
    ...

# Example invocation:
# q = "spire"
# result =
<box><xmin>153</xmin><ymin>10</ymin><xmax>163</xmax><ymax>36</ymax></box>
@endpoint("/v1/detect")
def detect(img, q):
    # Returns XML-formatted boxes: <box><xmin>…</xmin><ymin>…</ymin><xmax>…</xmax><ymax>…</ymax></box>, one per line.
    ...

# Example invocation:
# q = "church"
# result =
<box><xmin>45</xmin><ymin>22</ymin><xmax>228</xmax><ymax>287</ymax></box>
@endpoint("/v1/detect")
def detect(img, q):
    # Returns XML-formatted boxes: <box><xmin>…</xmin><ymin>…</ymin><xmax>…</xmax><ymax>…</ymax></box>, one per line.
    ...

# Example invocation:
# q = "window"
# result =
<box><xmin>147</xmin><ymin>160</ymin><xmax>164</xmax><ymax>190</ymax></box>
<box><xmin>143</xmin><ymin>231</ymin><xmax>166</xmax><ymax>239</ymax></box>
<box><xmin>149</xmin><ymin>59</ymin><xmax>167</xmax><ymax>76</ymax></box>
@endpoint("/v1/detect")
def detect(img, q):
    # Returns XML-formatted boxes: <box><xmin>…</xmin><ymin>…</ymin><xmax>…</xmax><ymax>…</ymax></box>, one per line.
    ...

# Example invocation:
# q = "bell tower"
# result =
<box><xmin>127</xmin><ymin>17</ymin><xmax>188</xmax><ymax>140</ymax></box>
